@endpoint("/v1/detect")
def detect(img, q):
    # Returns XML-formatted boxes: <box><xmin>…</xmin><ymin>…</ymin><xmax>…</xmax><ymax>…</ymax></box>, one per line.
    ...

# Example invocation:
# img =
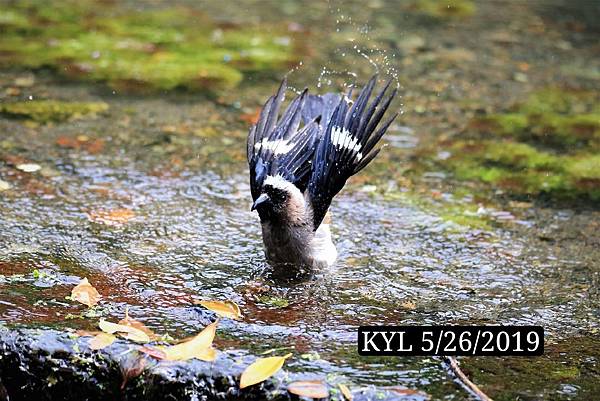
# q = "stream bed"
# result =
<box><xmin>1</xmin><ymin>1</ymin><xmax>599</xmax><ymax>400</ymax></box>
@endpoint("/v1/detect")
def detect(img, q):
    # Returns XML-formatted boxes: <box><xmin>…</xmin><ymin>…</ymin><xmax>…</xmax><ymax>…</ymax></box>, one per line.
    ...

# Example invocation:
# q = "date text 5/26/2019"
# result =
<box><xmin>358</xmin><ymin>326</ymin><xmax>544</xmax><ymax>356</ymax></box>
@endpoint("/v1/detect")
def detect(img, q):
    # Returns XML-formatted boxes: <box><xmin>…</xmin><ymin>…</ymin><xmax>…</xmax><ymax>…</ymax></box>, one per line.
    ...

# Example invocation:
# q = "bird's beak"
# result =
<box><xmin>251</xmin><ymin>193</ymin><xmax>269</xmax><ymax>211</ymax></box>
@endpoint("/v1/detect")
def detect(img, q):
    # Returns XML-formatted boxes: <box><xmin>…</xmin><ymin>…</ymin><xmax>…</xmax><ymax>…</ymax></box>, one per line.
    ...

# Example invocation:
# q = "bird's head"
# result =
<box><xmin>251</xmin><ymin>175</ymin><xmax>305</xmax><ymax>223</ymax></box>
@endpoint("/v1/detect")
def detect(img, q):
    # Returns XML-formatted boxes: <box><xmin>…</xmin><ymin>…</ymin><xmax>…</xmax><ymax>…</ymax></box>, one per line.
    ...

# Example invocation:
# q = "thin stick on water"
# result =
<box><xmin>445</xmin><ymin>356</ymin><xmax>494</xmax><ymax>401</ymax></box>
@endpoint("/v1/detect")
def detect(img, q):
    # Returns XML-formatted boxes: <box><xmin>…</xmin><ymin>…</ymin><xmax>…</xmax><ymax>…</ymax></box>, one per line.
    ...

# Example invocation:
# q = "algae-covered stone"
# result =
<box><xmin>0</xmin><ymin>1</ymin><xmax>299</xmax><ymax>92</ymax></box>
<box><xmin>437</xmin><ymin>88</ymin><xmax>600</xmax><ymax>201</ymax></box>
<box><xmin>0</xmin><ymin>100</ymin><xmax>108</xmax><ymax>123</ymax></box>
<box><xmin>473</xmin><ymin>88</ymin><xmax>600</xmax><ymax>151</ymax></box>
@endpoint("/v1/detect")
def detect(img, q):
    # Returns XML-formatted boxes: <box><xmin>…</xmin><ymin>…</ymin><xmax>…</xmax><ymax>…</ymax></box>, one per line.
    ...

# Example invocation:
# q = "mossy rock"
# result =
<box><xmin>0</xmin><ymin>100</ymin><xmax>108</xmax><ymax>123</ymax></box>
<box><xmin>472</xmin><ymin>88</ymin><xmax>600</xmax><ymax>151</ymax></box>
<box><xmin>409</xmin><ymin>0</ymin><xmax>476</xmax><ymax>19</ymax></box>
<box><xmin>437</xmin><ymin>87</ymin><xmax>600</xmax><ymax>202</ymax></box>
<box><xmin>0</xmin><ymin>2</ymin><xmax>298</xmax><ymax>92</ymax></box>
<box><xmin>445</xmin><ymin>140</ymin><xmax>600</xmax><ymax>200</ymax></box>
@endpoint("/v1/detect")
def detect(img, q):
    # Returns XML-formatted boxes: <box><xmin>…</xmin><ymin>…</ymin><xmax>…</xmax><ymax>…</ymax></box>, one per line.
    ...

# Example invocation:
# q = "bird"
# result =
<box><xmin>247</xmin><ymin>75</ymin><xmax>397</xmax><ymax>269</ymax></box>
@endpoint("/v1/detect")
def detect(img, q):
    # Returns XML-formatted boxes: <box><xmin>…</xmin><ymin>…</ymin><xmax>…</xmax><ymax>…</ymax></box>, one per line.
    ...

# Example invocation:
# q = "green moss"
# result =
<box><xmin>464</xmin><ymin>336</ymin><xmax>600</xmax><ymax>401</ymax></box>
<box><xmin>411</xmin><ymin>0</ymin><xmax>476</xmax><ymax>19</ymax></box>
<box><xmin>384</xmin><ymin>190</ymin><xmax>494</xmax><ymax>231</ymax></box>
<box><xmin>439</xmin><ymin>88</ymin><xmax>600</xmax><ymax>201</ymax></box>
<box><xmin>0</xmin><ymin>100</ymin><xmax>108</xmax><ymax>123</ymax></box>
<box><xmin>474</xmin><ymin>88</ymin><xmax>600</xmax><ymax>151</ymax></box>
<box><xmin>0</xmin><ymin>2</ymin><xmax>298</xmax><ymax>92</ymax></box>
<box><xmin>566</xmin><ymin>154</ymin><xmax>600</xmax><ymax>180</ymax></box>
<box><xmin>446</xmin><ymin>141</ymin><xmax>565</xmax><ymax>197</ymax></box>
<box><xmin>257</xmin><ymin>295</ymin><xmax>290</xmax><ymax>309</ymax></box>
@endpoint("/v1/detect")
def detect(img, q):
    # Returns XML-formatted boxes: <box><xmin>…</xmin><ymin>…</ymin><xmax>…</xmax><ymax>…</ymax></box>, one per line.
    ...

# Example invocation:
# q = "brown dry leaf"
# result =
<box><xmin>239</xmin><ymin>353</ymin><xmax>292</xmax><ymax>389</ymax></box>
<box><xmin>98</xmin><ymin>319</ymin><xmax>151</xmax><ymax>343</ymax></box>
<box><xmin>287</xmin><ymin>380</ymin><xmax>329</xmax><ymax>399</ymax></box>
<box><xmin>400</xmin><ymin>301</ymin><xmax>416</xmax><ymax>310</ymax></box>
<box><xmin>71</xmin><ymin>277</ymin><xmax>101</xmax><ymax>307</ymax></box>
<box><xmin>119</xmin><ymin>309</ymin><xmax>156</xmax><ymax>340</ymax></box>
<box><xmin>87</xmin><ymin>208</ymin><xmax>135</xmax><ymax>226</ymax></box>
<box><xmin>120</xmin><ymin>356</ymin><xmax>147</xmax><ymax>390</ymax></box>
<box><xmin>56</xmin><ymin>136</ymin><xmax>105</xmax><ymax>154</ymax></box>
<box><xmin>196</xmin><ymin>300</ymin><xmax>242</xmax><ymax>320</ymax></box>
<box><xmin>161</xmin><ymin>320</ymin><xmax>218</xmax><ymax>361</ymax></box>
<box><xmin>339</xmin><ymin>383</ymin><xmax>353</xmax><ymax>400</ymax></box>
<box><xmin>89</xmin><ymin>332</ymin><xmax>116</xmax><ymax>350</ymax></box>
<box><xmin>239</xmin><ymin>108</ymin><xmax>261</xmax><ymax>124</ymax></box>
<box><xmin>139</xmin><ymin>346</ymin><xmax>167</xmax><ymax>360</ymax></box>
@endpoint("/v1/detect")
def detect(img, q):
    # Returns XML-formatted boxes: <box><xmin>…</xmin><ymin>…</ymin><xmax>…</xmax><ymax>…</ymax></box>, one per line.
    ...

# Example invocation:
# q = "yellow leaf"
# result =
<box><xmin>119</xmin><ymin>309</ymin><xmax>156</xmax><ymax>340</ymax></box>
<box><xmin>162</xmin><ymin>320</ymin><xmax>218</xmax><ymax>361</ymax></box>
<box><xmin>339</xmin><ymin>383</ymin><xmax>353</xmax><ymax>401</ymax></box>
<box><xmin>98</xmin><ymin>319</ymin><xmax>150</xmax><ymax>343</ymax></box>
<box><xmin>196</xmin><ymin>300</ymin><xmax>242</xmax><ymax>320</ymax></box>
<box><xmin>239</xmin><ymin>353</ymin><xmax>292</xmax><ymax>389</ymax></box>
<box><xmin>122</xmin><ymin>329</ymin><xmax>151</xmax><ymax>343</ymax></box>
<box><xmin>89</xmin><ymin>332</ymin><xmax>116</xmax><ymax>350</ymax></box>
<box><xmin>71</xmin><ymin>277</ymin><xmax>101</xmax><ymax>307</ymax></box>
<box><xmin>288</xmin><ymin>380</ymin><xmax>329</xmax><ymax>398</ymax></box>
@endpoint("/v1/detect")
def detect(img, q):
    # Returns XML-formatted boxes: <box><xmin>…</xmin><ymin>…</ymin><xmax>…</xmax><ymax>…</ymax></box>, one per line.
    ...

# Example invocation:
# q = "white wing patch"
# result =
<box><xmin>331</xmin><ymin>126</ymin><xmax>363</xmax><ymax>160</ymax></box>
<box><xmin>254</xmin><ymin>138</ymin><xmax>294</xmax><ymax>155</ymax></box>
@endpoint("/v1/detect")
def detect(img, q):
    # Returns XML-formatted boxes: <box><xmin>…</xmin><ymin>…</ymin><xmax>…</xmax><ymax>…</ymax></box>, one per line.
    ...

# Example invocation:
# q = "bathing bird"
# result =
<box><xmin>247</xmin><ymin>76</ymin><xmax>397</xmax><ymax>269</ymax></box>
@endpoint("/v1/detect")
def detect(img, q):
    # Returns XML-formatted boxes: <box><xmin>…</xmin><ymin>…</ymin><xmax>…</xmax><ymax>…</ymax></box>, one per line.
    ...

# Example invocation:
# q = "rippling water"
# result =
<box><xmin>1</xmin><ymin>0</ymin><xmax>599</xmax><ymax>399</ymax></box>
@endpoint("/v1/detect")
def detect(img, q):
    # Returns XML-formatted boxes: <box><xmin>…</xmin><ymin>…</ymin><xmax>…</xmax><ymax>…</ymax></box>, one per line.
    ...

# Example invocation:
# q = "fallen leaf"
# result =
<box><xmin>119</xmin><ymin>308</ymin><xmax>156</xmax><ymax>339</ymax></box>
<box><xmin>400</xmin><ymin>301</ymin><xmax>416</xmax><ymax>310</ymax></box>
<box><xmin>339</xmin><ymin>383</ymin><xmax>353</xmax><ymax>400</ymax></box>
<box><xmin>56</xmin><ymin>135</ymin><xmax>105</xmax><ymax>154</ymax></box>
<box><xmin>71</xmin><ymin>277</ymin><xmax>101</xmax><ymax>307</ymax></box>
<box><xmin>56</xmin><ymin>136</ymin><xmax>79</xmax><ymax>148</ymax></box>
<box><xmin>161</xmin><ymin>320</ymin><xmax>218</xmax><ymax>361</ymax></box>
<box><xmin>0</xmin><ymin>180</ymin><xmax>12</xmax><ymax>191</ymax></box>
<box><xmin>196</xmin><ymin>300</ymin><xmax>242</xmax><ymax>320</ymax></box>
<box><xmin>99</xmin><ymin>319</ymin><xmax>151</xmax><ymax>343</ymax></box>
<box><xmin>87</xmin><ymin>208</ymin><xmax>135</xmax><ymax>226</ymax></box>
<box><xmin>288</xmin><ymin>380</ymin><xmax>329</xmax><ymax>398</ymax></box>
<box><xmin>239</xmin><ymin>353</ymin><xmax>292</xmax><ymax>389</ymax></box>
<box><xmin>139</xmin><ymin>346</ymin><xmax>167</xmax><ymax>360</ymax></box>
<box><xmin>89</xmin><ymin>332</ymin><xmax>116</xmax><ymax>350</ymax></box>
<box><xmin>16</xmin><ymin>163</ymin><xmax>41</xmax><ymax>173</ymax></box>
<box><xmin>239</xmin><ymin>108</ymin><xmax>261</xmax><ymax>124</ymax></box>
<box><xmin>120</xmin><ymin>355</ymin><xmax>147</xmax><ymax>390</ymax></box>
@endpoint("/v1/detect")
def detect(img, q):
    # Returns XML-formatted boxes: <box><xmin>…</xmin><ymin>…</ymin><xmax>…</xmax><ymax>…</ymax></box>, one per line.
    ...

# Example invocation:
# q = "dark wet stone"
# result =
<box><xmin>0</xmin><ymin>327</ymin><xmax>404</xmax><ymax>401</ymax></box>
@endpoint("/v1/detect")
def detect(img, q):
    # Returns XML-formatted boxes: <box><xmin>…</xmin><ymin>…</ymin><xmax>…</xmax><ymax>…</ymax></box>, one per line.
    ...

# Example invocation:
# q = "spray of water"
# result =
<box><xmin>286</xmin><ymin>1</ymin><xmax>402</xmax><ymax>106</ymax></box>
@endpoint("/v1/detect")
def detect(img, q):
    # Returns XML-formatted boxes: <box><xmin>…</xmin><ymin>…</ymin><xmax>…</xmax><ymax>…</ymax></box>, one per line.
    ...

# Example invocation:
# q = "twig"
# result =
<box><xmin>444</xmin><ymin>356</ymin><xmax>493</xmax><ymax>401</ymax></box>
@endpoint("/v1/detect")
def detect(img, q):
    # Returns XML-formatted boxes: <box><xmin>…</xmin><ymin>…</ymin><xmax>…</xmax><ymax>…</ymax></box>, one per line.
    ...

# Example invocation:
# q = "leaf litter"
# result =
<box><xmin>71</xmin><ymin>277</ymin><xmax>101</xmax><ymax>307</ymax></box>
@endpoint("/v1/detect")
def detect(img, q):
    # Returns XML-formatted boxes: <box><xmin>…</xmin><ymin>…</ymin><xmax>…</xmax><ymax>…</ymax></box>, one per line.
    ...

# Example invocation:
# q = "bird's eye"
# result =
<box><xmin>265</xmin><ymin>186</ymin><xmax>287</xmax><ymax>204</ymax></box>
